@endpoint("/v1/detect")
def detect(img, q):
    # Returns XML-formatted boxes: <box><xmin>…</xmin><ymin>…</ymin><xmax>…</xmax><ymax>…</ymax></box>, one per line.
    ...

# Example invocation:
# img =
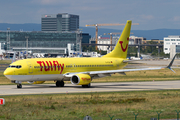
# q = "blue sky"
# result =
<box><xmin>0</xmin><ymin>0</ymin><xmax>180</xmax><ymax>30</ymax></box>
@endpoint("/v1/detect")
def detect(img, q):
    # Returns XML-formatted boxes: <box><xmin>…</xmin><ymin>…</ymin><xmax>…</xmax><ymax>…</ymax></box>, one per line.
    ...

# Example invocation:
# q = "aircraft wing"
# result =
<box><xmin>64</xmin><ymin>67</ymin><xmax>166</xmax><ymax>78</ymax></box>
<box><xmin>123</xmin><ymin>59</ymin><xmax>145</xmax><ymax>63</ymax></box>
<box><xmin>64</xmin><ymin>54</ymin><xmax>176</xmax><ymax>77</ymax></box>
<box><xmin>123</xmin><ymin>58</ymin><xmax>152</xmax><ymax>63</ymax></box>
<box><xmin>89</xmin><ymin>67</ymin><xmax>165</xmax><ymax>75</ymax></box>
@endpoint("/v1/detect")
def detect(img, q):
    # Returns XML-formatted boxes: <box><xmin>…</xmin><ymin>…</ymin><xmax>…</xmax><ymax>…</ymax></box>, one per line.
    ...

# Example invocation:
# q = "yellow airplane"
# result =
<box><xmin>3</xmin><ymin>20</ymin><xmax>176</xmax><ymax>88</ymax></box>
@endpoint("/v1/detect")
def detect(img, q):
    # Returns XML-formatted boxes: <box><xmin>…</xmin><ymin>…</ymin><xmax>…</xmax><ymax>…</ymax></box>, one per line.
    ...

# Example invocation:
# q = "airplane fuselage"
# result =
<box><xmin>4</xmin><ymin>57</ymin><xmax>127</xmax><ymax>82</ymax></box>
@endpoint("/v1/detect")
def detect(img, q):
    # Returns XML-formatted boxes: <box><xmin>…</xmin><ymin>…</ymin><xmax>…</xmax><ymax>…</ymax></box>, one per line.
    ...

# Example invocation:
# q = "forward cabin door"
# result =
<box><xmin>71</xmin><ymin>63</ymin><xmax>76</xmax><ymax>72</ymax></box>
<box><xmin>26</xmin><ymin>61</ymin><xmax>33</xmax><ymax>74</ymax></box>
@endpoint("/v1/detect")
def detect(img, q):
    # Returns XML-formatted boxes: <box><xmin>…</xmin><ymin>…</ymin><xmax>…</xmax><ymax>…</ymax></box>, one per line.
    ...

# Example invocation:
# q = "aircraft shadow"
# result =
<box><xmin>12</xmin><ymin>83</ymin><xmax>164</xmax><ymax>90</ymax></box>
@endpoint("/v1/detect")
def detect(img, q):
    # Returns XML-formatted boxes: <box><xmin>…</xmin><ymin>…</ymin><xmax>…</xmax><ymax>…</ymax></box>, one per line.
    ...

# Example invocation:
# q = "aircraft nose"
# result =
<box><xmin>3</xmin><ymin>69</ymin><xmax>14</xmax><ymax>80</ymax></box>
<box><xmin>4</xmin><ymin>69</ymin><xmax>13</xmax><ymax>76</ymax></box>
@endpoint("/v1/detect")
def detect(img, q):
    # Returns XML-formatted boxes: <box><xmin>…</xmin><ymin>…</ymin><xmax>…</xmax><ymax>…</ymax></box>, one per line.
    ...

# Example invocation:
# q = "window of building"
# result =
<box><xmin>177</xmin><ymin>39</ymin><xmax>180</xmax><ymax>41</ymax></box>
<box><xmin>176</xmin><ymin>46</ymin><xmax>180</xmax><ymax>52</ymax></box>
<box><xmin>172</xmin><ymin>43</ymin><xmax>176</xmax><ymax>44</ymax></box>
<box><xmin>166</xmin><ymin>42</ymin><xmax>170</xmax><ymax>44</ymax></box>
<box><xmin>165</xmin><ymin>39</ymin><xmax>170</xmax><ymax>41</ymax></box>
<box><xmin>165</xmin><ymin>48</ymin><xmax>168</xmax><ymax>50</ymax></box>
<box><xmin>171</xmin><ymin>39</ymin><xmax>175</xmax><ymax>41</ymax></box>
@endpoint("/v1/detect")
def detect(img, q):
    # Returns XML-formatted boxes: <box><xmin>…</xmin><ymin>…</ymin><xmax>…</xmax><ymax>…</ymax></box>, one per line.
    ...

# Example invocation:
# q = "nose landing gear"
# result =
<box><xmin>11</xmin><ymin>80</ymin><xmax>22</xmax><ymax>89</ymax></box>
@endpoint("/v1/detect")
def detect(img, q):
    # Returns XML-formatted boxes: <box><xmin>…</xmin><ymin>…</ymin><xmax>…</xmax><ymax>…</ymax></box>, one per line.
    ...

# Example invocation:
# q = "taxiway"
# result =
<box><xmin>0</xmin><ymin>80</ymin><xmax>180</xmax><ymax>96</ymax></box>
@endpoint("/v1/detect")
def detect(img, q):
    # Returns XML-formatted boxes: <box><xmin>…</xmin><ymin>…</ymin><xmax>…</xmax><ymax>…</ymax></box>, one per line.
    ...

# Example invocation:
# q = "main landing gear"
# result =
<box><xmin>56</xmin><ymin>81</ymin><xmax>64</xmax><ymax>87</ymax></box>
<box><xmin>82</xmin><ymin>83</ymin><xmax>91</xmax><ymax>88</ymax></box>
<box><xmin>17</xmin><ymin>84</ymin><xmax>22</xmax><ymax>88</ymax></box>
<box><xmin>12</xmin><ymin>81</ymin><xmax>22</xmax><ymax>89</ymax></box>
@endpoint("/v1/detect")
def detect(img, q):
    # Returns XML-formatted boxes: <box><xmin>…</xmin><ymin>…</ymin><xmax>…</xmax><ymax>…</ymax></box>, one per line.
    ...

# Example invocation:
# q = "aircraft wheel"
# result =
<box><xmin>56</xmin><ymin>81</ymin><xmax>64</xmax><ymax>87</ymax></box>
<box><xmin>17</xmin><ymin>84</ymin><xmax>22</xmax><ymax>88</ymax></box>
<box><xmin>87</xmin><ymin>83</ymin><xmax>91</xmax><ymax>88</ymax></box>
<box><xmin>60</xmin><ymin>81</ymin><xmax>64</xmax><ymax>87</ymax></box>
<box><xmin>56</xmin><ymin>81</ymin><xmax>60</xmax><ymax>87</ymax></box>
<box><xmin>82</xmin><ymin>83</ymin><xmax>91</xmax><ymax>88</ymax></box>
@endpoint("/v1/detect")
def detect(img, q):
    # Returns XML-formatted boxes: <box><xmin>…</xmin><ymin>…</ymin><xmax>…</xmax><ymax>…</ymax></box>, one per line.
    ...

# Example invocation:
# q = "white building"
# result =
<box><xmin>97</xmin><ymin>37</ymin><xmax>111</xmax><ymax>51</ymax></box>
<box><xmin>164</xmin><ymin>36</ymin><xmax>180</xmax><ymax>54</ymax></box>
<box><xmin>97</xmin><ymin>36</ymin><xmax>137</xmax><ymax>51</ymax></box>
<box><xmin>90</xmin><ymin>36</ymin><xmax>143</xmax><ymax>51</ymax></box>
<box><xmin>129</xmin><ymin>36</ymin><xmax>144</xmax><ymax>44</ymax></box>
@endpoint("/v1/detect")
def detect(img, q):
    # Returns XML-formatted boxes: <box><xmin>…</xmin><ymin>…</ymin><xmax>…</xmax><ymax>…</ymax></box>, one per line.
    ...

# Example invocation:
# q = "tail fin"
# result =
<box><xmin>103</xmin><ymin>20</ymin><xmax>132</xmax><ymax>58</ymax></box>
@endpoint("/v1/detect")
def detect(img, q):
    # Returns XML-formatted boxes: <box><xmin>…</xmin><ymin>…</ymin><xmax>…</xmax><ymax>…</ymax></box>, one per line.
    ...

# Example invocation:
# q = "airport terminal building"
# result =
<box><xmin>0</xmin><ymin>31</ymin><xmax>90</xmax><ymax>56</ymax></box>
<box><xmin>0</xmin><ymin>13</ymin><xmax>91</xmax><ymax>56</ymax></box>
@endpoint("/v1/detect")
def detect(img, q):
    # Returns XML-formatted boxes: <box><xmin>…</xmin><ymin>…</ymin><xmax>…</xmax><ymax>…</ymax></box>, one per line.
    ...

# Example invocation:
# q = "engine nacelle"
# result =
<box><xmin>27</xmin><ymin>81</ymin><xmax>45</xmax><ymax>84</ymax></box>
<box><xmin>70</xmin><ymin>74</ymin><xmax>91</xmax><ymax>85</ymax></box>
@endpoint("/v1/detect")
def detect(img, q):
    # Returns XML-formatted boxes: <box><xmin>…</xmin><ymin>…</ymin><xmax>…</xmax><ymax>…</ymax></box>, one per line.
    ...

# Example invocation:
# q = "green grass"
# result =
<box><xmin>1</xmin><ymin>90</ymin><xmax>180</xmax><ymax>119</ymax></box>
<box><xmin>0</xmin><ymin>60</ymin><xmax>11</xmax><ymax>64</ymax></box>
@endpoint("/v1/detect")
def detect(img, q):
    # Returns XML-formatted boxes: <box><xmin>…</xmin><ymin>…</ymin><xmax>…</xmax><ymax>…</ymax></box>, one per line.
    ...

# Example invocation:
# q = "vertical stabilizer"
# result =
<box><xmin>103</xmin><ymin>20</ymin><xmax>132</xmax><ymax>58</ymax></box>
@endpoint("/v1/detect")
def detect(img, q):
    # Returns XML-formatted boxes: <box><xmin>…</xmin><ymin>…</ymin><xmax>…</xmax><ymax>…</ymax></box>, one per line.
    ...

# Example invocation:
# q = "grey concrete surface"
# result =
<box><xmin>0</xmin><ymin>81</ymin><xmax>180</xmax><ymax>96</ymax></box>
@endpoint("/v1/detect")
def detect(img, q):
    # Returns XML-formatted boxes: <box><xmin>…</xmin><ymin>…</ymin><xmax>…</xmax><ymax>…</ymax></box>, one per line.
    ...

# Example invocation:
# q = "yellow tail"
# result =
<box><xmin>103</xmin><ymin>20</ymin><xmax>132</xmax><ymax>58</ymax></box>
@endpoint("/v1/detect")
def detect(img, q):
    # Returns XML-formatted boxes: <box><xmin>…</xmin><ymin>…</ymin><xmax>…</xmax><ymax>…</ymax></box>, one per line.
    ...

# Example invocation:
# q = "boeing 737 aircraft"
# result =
<box><xmin>3</xmin><ymin>20</ymin><xmax>176</xmax><ymax>88</ymax></box>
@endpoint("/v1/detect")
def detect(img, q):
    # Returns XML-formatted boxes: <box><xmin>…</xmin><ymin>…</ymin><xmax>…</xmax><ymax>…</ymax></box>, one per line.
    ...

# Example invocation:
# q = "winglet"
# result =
<box><xmin>166</xmin><ymin>54</ymin><xmax>176</xmax><ymax>73</ymax></box>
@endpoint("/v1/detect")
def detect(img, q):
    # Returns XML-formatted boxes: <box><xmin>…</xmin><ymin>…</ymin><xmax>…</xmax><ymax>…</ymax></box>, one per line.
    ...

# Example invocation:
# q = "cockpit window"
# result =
<box><xmin>9</xmin><ymin>65</ymin><xmax>22</xmax><ymax>69</ymax></box>
<box><xmin>16</xmin><ymin>65</ymin><xmax>22</xmax><ymax>68</ymax></box>
<box><xmin>9</xmin><ymin>65</ymin><xmax>16</xmax><ymax>68</ymax></box>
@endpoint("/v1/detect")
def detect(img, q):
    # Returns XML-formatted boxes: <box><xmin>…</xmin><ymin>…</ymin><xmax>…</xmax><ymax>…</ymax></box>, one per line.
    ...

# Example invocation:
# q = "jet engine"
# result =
<box><xmin>70</xmin><ymin>74</ymin><xmax>91</xmax><ymax>85</ymax></box>
<box><xmin>27</xmin><ymin>81</ymin><xmax>45</xmax><ymax>84</ymax></box>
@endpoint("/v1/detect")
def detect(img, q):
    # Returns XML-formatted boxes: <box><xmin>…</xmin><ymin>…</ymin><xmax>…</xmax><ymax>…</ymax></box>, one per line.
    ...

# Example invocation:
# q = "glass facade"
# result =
<box><xmin>0</xmin><ymin>31</ymin><xmax>90</xmax><ymax>54</ymax></box>
<box><xmin>82</xmin><ymin>33</ymin><xmax>91</xmax><ymax>43</ymax></box>
<box><xmin>176</xmin><ymin>45</ymin><xmax>180</xmax><ymax>53</ymax></box>
<box><xmin>41</xmin><ymin>14</ymin><xmax>57</xmax><ymax>31</ymax></box>
<box><xmin>42</xmin><ymin>13</ymin><xmax>79</xmax><ymax>32</ymax></box>
<box><xmin>0</xmin><ymin>31</ymin><xmax>78</xmax><ymax>54</ymax></box>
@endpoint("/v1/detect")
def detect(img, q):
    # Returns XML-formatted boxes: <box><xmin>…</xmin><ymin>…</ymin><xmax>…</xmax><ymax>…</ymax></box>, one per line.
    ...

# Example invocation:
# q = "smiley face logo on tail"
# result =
<box><xmin>119</xmin><ymin>37</ymin><xmax>129</xmax><ymax>52</ymax></box>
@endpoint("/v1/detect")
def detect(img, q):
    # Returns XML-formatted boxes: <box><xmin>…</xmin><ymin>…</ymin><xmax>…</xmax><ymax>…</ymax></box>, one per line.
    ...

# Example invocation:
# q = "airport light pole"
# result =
<box><xmin>156</xmin><ymin>46</ymin><xmax>159</xmax><ymax>59</ymax></box>
<box><xmin>76</xmin><ymin>29</ymin><xmax>82</xmax><ymax>56</ymax></box>
<box><xmin>25</xmin><ymin>36</ymin><xmax>29</xmax><ymax>58</ymax></box>
<box><xmin>6</xmin><ymin>28</ymin><xmax>10</xmax><ymax>51</ymax></box>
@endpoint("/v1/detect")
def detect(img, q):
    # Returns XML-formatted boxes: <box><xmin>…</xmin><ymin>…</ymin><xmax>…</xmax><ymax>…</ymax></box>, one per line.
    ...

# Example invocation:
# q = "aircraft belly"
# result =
<box><xmin>5</xmin><ymin>75</ymin><xmax>33</xmax><ymax>81</ymax></box>
<box><xmin>31</xmin><ymin>74</ymin><xmax>63</xmax><ymax>81</ymax></box>
<box><xmin>5</xmin><ymin>74</ymin><xmax>64</xmax><ymax>82</ymax></box>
